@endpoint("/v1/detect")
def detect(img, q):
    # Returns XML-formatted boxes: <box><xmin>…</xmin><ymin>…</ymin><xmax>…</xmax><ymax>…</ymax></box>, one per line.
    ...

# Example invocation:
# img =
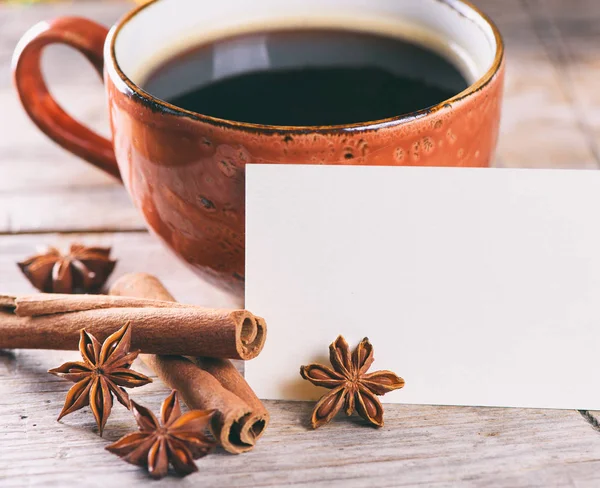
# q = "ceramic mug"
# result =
<box><xmin>13</xmin><ymin>0</ymin><xmax>504</xmax><ymax>298</ymax></box>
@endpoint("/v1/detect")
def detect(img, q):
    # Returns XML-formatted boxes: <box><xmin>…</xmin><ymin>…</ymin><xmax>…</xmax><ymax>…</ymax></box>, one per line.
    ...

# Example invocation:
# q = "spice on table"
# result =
<box><xmin>300</xmin><ymin>335</ymin><xmax>405</xmax><ymax>428</ymax></box>
<box><xmin>49</xmin><ymin>322</ymin><xmax>151</xmax><ymax>435</ymax></box>
<box><xmin>106</xmin><ymin>390</ymin><xmax>215</xmax><ymax>479</ymax></box>
<box><xmin>0</xmin><ymin>292</ymin><xmax>267</xmax><ymax>360</ymax></box>
<box><xmin>109</xmin><ymin>273</ymin><xmax>270</xmax><ymax>454</ymax></box>
<box><xmin>18</xmin><ymin>244</ymin><xmax>116</xmax><ymax>293</ymax></box>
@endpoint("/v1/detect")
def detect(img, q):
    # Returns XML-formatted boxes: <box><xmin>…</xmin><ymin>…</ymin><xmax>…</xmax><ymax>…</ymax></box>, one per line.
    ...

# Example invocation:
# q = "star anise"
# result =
<box><xmin>18</xmin><ymin>243</ymin><xmax>116</xmax><ymax>293</ymax></box>
<box><xmin>300</xmin><ymin>336</ymin><xmax>405</xmax><ymax>428</ymax></box>
<box><xmin>106</xmin><ymin>391</ymin><xmax>216</xmax><ymax>479</ymax></box>
<box><xmin>49</xmin><ymin>322</ymin><xmax>152</xmax><ymax>435</ymax></box>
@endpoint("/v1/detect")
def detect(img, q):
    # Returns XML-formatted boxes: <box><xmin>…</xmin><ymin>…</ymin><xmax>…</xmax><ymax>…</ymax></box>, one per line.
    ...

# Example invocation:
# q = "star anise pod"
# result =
<box><xmin>106</xmin><ymin>391</ymin><xmax>216</xmax><ymax>479</ymax></box>
<box><xmin>300</xmin><ymin>336</ymin><xmax>405</xmax><ymax>428</ymax></box>
<box><xmin>48</xmin><ymin>322</ymin><xmax>152</xmax><ymax>435</ymax></box>
<box><xmin>18</xmin><ymin>243</ymin><xmax>116</xmax><ymax>293</ymax></box>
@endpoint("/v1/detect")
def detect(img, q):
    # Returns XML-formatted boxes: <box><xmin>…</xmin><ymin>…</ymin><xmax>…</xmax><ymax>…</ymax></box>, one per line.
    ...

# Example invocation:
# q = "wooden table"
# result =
<box><xmin>2</xmin><ymin>1</ymin><xmax>600</xmax><ymax>486</ymax></box>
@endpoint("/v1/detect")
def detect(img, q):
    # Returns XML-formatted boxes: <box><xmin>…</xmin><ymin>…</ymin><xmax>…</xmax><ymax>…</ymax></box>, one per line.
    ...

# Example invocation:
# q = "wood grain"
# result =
<box><xmin>2</xmin><ymin>232</ymin><xmax>600</xmax><ymax>487</ymax></box>
<box><xmin>2</xmin><ymin>0</ymin><xmax>600</xmax><ymax>486</ymax></box>
<box><xmin>528</xmin><ymin>0</ymin><xmax>600</xmax><ymax>164</ymax></box>
<box><xmin>0</xmin><ymin>2</ymin><xmax>133</xmax><ymax>234</ymax></box>
<box><xmin>2</xmin><ymin>347</ymin><xmax>600</xmax><ymax>487</ymax></box>
<box><xmin>490</xmin><ymin>0</ymin><xmax>599</xmax><ymax>169</ymax></box>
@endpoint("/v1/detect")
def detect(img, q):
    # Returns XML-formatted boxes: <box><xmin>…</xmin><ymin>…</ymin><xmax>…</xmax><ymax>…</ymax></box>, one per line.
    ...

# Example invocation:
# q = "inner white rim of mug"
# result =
<box><xmin>107</xmin><ymin>0</ymin><xmax>501</xmax><ymax>129</ymax></box>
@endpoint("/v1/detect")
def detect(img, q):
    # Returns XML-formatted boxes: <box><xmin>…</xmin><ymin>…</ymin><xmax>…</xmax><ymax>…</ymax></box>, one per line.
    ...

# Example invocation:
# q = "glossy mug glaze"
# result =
<box><xmin>13</xmin><ymin>0</ymin><xmax>504</xmax><ymax>298</ymax></box>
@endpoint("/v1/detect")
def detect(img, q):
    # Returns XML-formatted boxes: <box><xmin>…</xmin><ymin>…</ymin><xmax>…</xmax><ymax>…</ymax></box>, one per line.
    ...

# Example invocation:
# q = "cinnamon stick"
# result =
<box><xmin>0</xmin><ymin>293</ymin><xmax>266</xmax><ymax>360</ymax></box>
<box><xmin>191</xmin><ymin>357</ymin><xmax>268</xmax><ymax>445</ymax></box>
<box><xmin>109</xmin><ymin>273</ymin><xmax>269</xmax><ymax>454</ymax></box>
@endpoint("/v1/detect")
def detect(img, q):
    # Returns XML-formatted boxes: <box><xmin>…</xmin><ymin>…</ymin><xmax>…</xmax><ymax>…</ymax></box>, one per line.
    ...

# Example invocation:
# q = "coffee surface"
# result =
<box><xmin>143</xmin><ymin>29</ymin><xmax>468</xmax><ymax>126</ymax></box>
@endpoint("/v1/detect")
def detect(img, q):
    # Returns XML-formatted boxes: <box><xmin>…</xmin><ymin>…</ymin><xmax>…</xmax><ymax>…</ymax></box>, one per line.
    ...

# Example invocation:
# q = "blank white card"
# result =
<box><xmin>245</xmin><ymin>165</ymin><xmax>600</xmax><ymax>409</ymax></box>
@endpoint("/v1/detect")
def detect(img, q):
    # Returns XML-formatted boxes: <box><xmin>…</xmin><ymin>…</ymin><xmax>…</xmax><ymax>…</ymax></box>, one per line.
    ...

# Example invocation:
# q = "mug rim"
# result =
<box><xmin>106</xmin><ymin>0</ymin><xmax>504</xmax><ymax>134</ymax></box>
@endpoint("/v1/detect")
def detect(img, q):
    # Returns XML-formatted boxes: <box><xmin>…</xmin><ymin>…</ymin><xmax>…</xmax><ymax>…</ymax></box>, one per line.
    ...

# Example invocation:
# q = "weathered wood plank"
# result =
<box><xmin>2</xmin><ymin>232</ymin><xmax>600</xmax><ymax>486</ymax></box>
<box><xmin>0</xmin><ymin>90</ymin><xmax>116</xmax><ymax>192</ymax></box>
<box><xmin>2</xmin><ymin>0</ymin><xmax>599</xmax><ymax>234</ymax></box>
<box><xmin>1</xmin><ymin>2</ymin><xmax>137</xmax><ymax>233</ymax></box>
<box><xmin>525</xmin><ymin>0</ymin><xmax>600</xmax><ymax>165</ymax></box>
<box><xmin>482</xmin><ymin>0</ymin><xmax>599</xmax><ymax>169</ymax></box>
<box><xmin>2</xmin><ymin>348</ymin><xmax>600</xmax><ymax>487</ymax></box>
<box><xmin>0</xmin><ymin>188</ymin><xmax>143</xmax><ymax>234</ymax></box>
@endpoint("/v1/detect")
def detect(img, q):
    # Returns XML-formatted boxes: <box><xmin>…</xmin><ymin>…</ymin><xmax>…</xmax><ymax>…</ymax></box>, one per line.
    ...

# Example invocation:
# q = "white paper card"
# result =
<box><xmin>245</xmin><ymin>165</ymin><xmax>600</xmax><ymax>409</ymax></box>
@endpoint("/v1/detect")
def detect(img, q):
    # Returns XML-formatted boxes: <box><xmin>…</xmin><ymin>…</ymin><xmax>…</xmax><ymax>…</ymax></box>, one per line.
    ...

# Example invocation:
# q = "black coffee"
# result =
<box><xmin>143</xmin><ymin>29</ymin><xmax>468</xmax><ymax>126</ymax></box>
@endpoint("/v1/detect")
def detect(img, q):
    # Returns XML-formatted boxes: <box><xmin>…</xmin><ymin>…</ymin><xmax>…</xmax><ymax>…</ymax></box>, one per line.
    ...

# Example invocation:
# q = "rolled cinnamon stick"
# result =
<box><xmin>191</xmin><ymin>357</ymin><xmax>268</xmax><ymax>446</ymax></box>
<box><xmin>0</xmin><ymin>293</ymin><xmax>266</xmax><ymax>360</ymax></box>
<box><xmin>109</xmin><ymin>273</ymin><xmax>269</xmax><ymax>454</ymax></box>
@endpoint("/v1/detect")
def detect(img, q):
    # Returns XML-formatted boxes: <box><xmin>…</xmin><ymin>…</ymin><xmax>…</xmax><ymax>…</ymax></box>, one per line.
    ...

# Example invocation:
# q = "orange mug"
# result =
<box><xmin>13</xmin><ymin>0</ymin><xmax>504</xmax><ymax>299</ymax></box>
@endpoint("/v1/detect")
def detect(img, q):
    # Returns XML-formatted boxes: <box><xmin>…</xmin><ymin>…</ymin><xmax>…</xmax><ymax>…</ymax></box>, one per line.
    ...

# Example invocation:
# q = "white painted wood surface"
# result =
<box><xmin>1</xmin><ymin>1</ymin><xmax>600</xmax><ymax>486</ymax></box>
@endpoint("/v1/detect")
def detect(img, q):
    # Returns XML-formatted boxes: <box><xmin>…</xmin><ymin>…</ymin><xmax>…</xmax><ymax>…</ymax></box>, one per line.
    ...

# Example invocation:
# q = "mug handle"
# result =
<box><xmin>12</xmin><ymin>17</ymin><xmax>121</xmax><ymax>181</ymax></box>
